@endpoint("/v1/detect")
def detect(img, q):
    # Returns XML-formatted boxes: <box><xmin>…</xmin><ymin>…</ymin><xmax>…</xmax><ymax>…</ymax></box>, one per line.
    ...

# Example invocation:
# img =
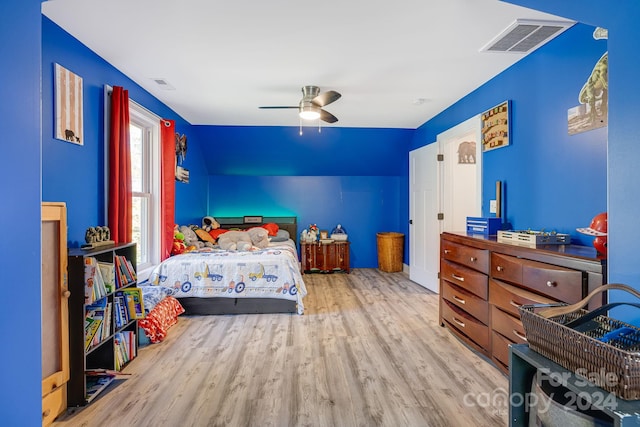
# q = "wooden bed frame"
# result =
<box><xmin>177</xmin><ymin>216</ymin><xmax>301</xmax><ymax>315</ymax></box>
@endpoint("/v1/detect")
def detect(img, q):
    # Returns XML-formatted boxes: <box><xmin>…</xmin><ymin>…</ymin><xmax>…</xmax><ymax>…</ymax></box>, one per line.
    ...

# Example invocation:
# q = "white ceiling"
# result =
<box><xmin>42</xmin><ymin>0</ymin><xmax>569</xmax><ymax>129</ymax></box>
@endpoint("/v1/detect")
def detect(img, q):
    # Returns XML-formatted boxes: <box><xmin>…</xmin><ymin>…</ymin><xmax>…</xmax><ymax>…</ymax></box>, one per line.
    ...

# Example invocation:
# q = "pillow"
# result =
<box><xmin>209</xmin><ymin>228</ymin><xmax>229</xmax><ymax>240</ymax></box>
<box><xmin>269</xmin><ymin>229</ymin><xmax>290</xmax><ymax>242</ymax></box>
<box><xmin>194</xmin><ymin>227</ymin><xmax>215</xmax><ymax>243</ymax></box>
<box><xmin>262</xmin><ymin>222</ymin><xmax>279</xmax><ymax>236</ymax></box>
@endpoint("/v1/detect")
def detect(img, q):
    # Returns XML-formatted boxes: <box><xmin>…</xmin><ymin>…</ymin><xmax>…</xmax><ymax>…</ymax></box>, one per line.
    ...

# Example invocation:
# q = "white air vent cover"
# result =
<box><xmin>480</xmin><ymin>19</ymin><xmax>575</xmax><ymax>54</ymax></box>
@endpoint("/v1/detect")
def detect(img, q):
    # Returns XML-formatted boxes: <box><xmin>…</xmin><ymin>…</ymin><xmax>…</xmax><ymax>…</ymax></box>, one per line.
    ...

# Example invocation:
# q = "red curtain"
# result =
<box><xmin>108</xmin><ymin>86</ymin><xmax>132</xmax><ymax>243</ymax></box>
<box><xmin>160</xmin><ymin>119</ymin><xmax>176</xmax><ymax>260</ymax></box>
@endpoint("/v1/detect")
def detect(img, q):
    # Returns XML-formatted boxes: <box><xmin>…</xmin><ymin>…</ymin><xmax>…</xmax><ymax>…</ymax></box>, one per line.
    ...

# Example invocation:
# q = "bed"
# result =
<box><xmin>143</xmin><ymin>216</ymin><xmax>307</xmax><ymax>315</ymax></box>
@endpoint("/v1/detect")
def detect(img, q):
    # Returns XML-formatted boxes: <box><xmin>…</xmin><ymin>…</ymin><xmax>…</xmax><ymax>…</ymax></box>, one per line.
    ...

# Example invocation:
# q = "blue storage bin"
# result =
<box><xmin>466</xmin><ymin>217</ymin><xmax>502</xmax><ymax>235</ymax></box>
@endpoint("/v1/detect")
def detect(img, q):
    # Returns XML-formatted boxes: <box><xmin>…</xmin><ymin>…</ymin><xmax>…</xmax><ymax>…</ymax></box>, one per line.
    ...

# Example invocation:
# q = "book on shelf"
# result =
<box><xmin>85</xmin><ymin>374</ymin><xmax>115</xmax><ymax>402</ymax></box>
<box><xmin>113</xmin><ymin>293</ymin><xmax>130</xmax><ymax>329</ymax></box>
<box><xmin>97</xmin><ymin>261</ymin><xmax>115</xmax><ymax>294</ymax></box>
<box><xmin>84</xmin><ymin>317</ymin><xmax>101</xmax><ymax>351</ymax></box>
<box><xmin>113</xmin><ymin>331</ymin><xmax>135</xmax><ymax>371</ymax></box>
<box><xmin>84</xmin><ymin>257</ymin><xmax>107</xmax><ymax>304</ymax></box>
<box><xmin>85</xmin><ymin>299</ymin><xmax>112</xmax><ymax>350</ymax></box>
<box><xmin>114</xmin><ymin>255</ymin><xmax>136</xmax><ymax>288</ymax></box>
<box><xmin>120</xmin><ymin>287</ymin><xmax>145</xmax><ymax>320</ymax></box>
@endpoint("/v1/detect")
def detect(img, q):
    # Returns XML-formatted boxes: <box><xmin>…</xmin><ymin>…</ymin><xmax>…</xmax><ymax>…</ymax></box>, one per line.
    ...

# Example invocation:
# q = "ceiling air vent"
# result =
<box><xmin>480</xmin><ymin>19</ymin><xmax>575</xmax><ymax>54</ymax></box>
<box><xmin>150</xmin><ymin>78</ymin><xmax>175</xmax><ymax>90</ymax></box>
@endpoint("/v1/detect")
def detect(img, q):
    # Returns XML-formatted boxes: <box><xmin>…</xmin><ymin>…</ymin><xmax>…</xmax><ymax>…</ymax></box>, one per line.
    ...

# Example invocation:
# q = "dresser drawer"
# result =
<box><xmin>491</xmin><ymin>305</ymin><xmax>527</xmax><ymax>344</ymax></box>
<box><xmin>522</xmin><ymin>259</ymin><xmax>584</xmax><ymax>303</ymax></box>
<box><xmin>441</xmin><ymin>300</ymin><xmax>490</xmax><ymax>349</ymax></box>
<box><xmin>489</xmin><ymin>279</ymin><xmax>556</xmax><ymax>317</ymax></box>
<box><xmin>491</xmin><ymin>252</ymin><xmax>523</xmax><ymax>284</ymax></box>
<box><xmin>491</xmin><ymin>330</ymin><xmax>513</xmax><ymax>369</ymax></box>
<box><xmin>441</xmin><ymin>280</ymin><xmax>489</xmax><ymax>324</ymax></box>
<box><xmin>441</xmin><ymin>240</ymin><xmax>489</xmax><ymax>274</ymax></box>
<box><xmin>441</xmin><ymin>259</ymin><xmax>488</xmax><ymax>300</ymax></box>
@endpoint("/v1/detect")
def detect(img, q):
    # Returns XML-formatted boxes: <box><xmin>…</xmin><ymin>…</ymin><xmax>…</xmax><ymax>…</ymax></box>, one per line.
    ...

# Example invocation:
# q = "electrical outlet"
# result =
<box><xmin>490</xmin><ymin>200</ymin><xmax>497</xmax><ymax>214</ymax></box>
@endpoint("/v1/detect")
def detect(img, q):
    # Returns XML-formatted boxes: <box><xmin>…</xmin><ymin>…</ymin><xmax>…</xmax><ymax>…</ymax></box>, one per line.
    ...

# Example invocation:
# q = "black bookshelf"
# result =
<box><xmin>67</xmin><ymin>242</ymin><xmax>139</xmax><ymax>406</ymax></box>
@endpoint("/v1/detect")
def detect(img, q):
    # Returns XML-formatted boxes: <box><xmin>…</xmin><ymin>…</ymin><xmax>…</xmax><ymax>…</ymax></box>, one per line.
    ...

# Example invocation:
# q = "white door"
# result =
<box><xmin>409</xmin><ymin>143</ymin><xmax>439</xmax><ymax>292</ymax></box>
<box><xmin>438</xmin><ymin>115</ymin><xmax>482</xmax><ymax>233</ymax></box>
<box><xmin>408</xmin><ymin>115</ymin><xmax>482</xmax><ymax>294</ymax></box>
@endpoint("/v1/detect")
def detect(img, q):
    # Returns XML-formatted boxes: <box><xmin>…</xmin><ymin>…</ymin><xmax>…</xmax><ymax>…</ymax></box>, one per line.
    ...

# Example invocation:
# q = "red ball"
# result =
<box><xmin>593</xmin><ymin>236</ymin><xmax>607</xmax><ymax>256</ymax></box>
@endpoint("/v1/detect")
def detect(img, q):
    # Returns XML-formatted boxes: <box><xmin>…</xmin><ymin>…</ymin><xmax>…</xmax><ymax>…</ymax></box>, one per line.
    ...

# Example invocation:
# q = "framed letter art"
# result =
<box><xmin>54</xmin><ymin>63</ymin><xmax>84</xmax><ymax>145</ymax></box>
<box><xmin>481</xmin><ymin>100</ymin><xmax>510</xmax><ymax>152</ymax></box>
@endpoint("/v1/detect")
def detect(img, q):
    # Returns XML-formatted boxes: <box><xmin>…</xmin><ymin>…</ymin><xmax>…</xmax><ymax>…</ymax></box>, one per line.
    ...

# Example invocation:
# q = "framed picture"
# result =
<box><xmin>481</xmin><ymin>100</ymin><xmax>510</xmax><ymax>152</ymax></box>
<box><xmin>54</xmin><ymin>63</ymin><xmax>83</xmax><ymax>145</ymax></box>
<box><xmin>320</xmin><ymin>230</ymin><xmax>329</xmax><ymax>239</ymax></box>
<box><xmin>243</xmin><ymin>216</ymin><xmax>263</xmax><ymax>224</ymax></box>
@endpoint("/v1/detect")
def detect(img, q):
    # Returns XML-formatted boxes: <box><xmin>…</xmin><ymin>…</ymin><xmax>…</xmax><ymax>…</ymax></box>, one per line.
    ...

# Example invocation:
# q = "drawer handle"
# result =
<box><xmin>513</xmin><ymin>329</ymin><xmax>528</xmax><ymax>341</ymax></box>
<box><xmin>546</xmin><ymin>281</ymin><xmax>557</xmax><ymax>288</ymax></box>
<box><xmin>453</xmin><ymin>295</ymin><xmax>466</xmax><ymax>305</ymax></box>
<box><xmin>451</xmin><ymin>274</ymin><xmax>465</xmax><ymax>282</ymax></box>
<box><xmin>452</xmin><ymin>317</ymin><xmax>466</xmax><ymax>328</ymax></box>
<box><xmin>444</xmin><ymin>249</ymin><xmax>451</xmax><ymax>254</ymax></box>
<box><xmin>509</xmin><ymin>300</ymin><xmax>522</xmax><ymax>308</ymax></box>
<box><xmin>470</xmin><ymin>256</ymin><xmax>477</xmax><ymax>262</ymax></box>
<box><xmin>496</xmin><ymin>265</ymin><xmax>504</xmax><ymax>272</ymax></box>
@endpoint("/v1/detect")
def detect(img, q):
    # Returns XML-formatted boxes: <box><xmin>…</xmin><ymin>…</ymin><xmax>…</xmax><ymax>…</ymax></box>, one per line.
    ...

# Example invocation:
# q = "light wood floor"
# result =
<box><xmin>54</xmin><ymin>269</ymin><xmax>508</xmax><ymax>427</ymax></box>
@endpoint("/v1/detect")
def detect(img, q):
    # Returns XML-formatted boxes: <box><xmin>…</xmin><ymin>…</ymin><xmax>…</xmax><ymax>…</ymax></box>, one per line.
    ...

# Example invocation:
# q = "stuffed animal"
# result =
<box><xmin>190</xmin><ymin>225</ymin><xmax>216</xmax><ymax>247</ymax></box>
<box><xmin>171</xmin><ymin>225</ymin><xmax>187</xmax><ymax>256</ymax></box>
<box><xmin>217</xmin><ymin>230</ymin><xmax>253</xmax><ymax>251</ymax></box>
<box><xmin>247</xmin><ymin>227</ymin><xmax>269</xmax><ymax>249</ymax></box>
<box><xmin>202</xmin><ymin>216</ymin><xmax>220</xmax><ymax>232</ymax></box>
<box><xmin>179</xmin><ymin>225</ymin><xmax>204</xmax><ymax>249</ymax></box>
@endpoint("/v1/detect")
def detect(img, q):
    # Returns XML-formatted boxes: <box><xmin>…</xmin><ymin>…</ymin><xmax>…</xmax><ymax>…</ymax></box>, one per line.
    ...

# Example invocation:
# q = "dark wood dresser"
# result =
<box><xmin>301</xmin><ymin>241</ymin><xmax>350</xmax><ymax>273</ymax></box>
<box><xmin>439</xmin><ymin>232</ymin><xmax>606</xmax><ymax>374</ymax></box>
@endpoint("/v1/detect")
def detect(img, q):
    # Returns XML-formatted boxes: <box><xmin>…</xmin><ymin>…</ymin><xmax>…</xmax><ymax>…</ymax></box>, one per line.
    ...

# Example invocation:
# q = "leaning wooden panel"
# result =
<box><xmin>41</xmin><ymin>202</ymin><xmax>69</xmax><ymax>426</ymax></box>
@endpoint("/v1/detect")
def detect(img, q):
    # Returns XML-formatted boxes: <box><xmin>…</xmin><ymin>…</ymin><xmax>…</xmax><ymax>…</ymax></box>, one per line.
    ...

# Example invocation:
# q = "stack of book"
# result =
<box><xmin>114</xmin><ymin>287</ymin><xmax>145</xmax><ymax>329</ymax></box>
<box><xmin>84</xmin><ymin>257</ymin><xmax>108</xmax><ymax>304</ymax></box>
<box><xmin>113</xmin><ymin>331</ymin><xmax>136</xmax><ymax>371</ymax></box>
<box><xmin>114</xmin><ymin>255</ymin><xmax>136</xmax><ymax>288</ymax></box>
<box><xmin>85</xmin><ymin>299</ymin><xmax>112</xmax><ymax>351</ymax></box>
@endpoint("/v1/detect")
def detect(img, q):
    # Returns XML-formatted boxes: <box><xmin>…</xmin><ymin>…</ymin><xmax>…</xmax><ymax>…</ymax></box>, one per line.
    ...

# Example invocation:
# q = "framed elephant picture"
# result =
<box><xmin>481</xmin><ymin>100</ymin><xmax>510</xmax><ymax>152</ymax></box>
<box><xmin>54</xmin><ymin>63</ymin><xmax>84</xmax><ymax>145</ymax></box>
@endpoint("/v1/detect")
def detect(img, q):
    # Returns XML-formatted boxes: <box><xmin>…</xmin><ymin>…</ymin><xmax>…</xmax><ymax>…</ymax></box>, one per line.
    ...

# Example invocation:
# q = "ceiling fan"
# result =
<box><xmin>259</xmin><ymin>86</ymin><xmax>341</xmax><ymax>123</ymax></box>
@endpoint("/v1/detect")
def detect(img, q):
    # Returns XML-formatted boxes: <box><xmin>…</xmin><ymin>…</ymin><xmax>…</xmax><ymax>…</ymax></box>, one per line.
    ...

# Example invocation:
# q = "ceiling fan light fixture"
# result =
<box><xmin>299</xmin><ymin>104</ymin><xmax>321</xmax><ymax>120</ymax></box>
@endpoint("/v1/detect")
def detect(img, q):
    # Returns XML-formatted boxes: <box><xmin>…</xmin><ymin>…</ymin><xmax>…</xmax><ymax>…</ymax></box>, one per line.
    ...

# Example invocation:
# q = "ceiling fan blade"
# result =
<box><xmin>258</xmin><ymin>106</ymin><xmax>299</xmax><ymax>109</ymax></box>
<box><xmin>320</xmin><ymin>109</ymin><xmax>338</xmax><ymax>123</ymax></box>
<box><xmin>312</xmin><ymin>90</ymin><xmax>341</xmax><ymax>107</ymax></box>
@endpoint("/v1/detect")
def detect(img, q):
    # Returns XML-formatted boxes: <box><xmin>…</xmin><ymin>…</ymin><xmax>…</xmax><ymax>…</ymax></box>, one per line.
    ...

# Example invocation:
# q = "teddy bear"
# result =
<box><xmin>217</xmin><ymin>230</ymin><xmax>253</xmax><ymax>251</ymax></box>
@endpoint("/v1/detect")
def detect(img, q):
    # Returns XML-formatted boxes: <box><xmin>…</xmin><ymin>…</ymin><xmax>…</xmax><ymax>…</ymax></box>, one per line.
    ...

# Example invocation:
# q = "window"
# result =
<box><xmin>129</xmin><ymin>102</ymin><xmax>160</xmax><ymax>272</ymax></box>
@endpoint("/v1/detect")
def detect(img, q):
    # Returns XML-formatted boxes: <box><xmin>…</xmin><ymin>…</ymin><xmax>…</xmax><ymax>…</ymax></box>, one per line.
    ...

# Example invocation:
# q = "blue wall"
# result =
<box><xmin>409</xmin><ymin>23</ymin><xmax>608</xmax><ymax>247</ymax></box>
<box><xmin>192</xmin><ymin>125</ymin><xmax>411</xmax><ymax>267</ymax></box>
<box><xmin>0</xmin><ymin>2</ymin><xmax>42</xmax><ymax>425</ymax></box>
<box><xmin>41</xmin><ymin>16</ymin><xmax>208</xmax><ymax>246</ymax></box>
<box><xmin>502</xmin><ymin>0</ymin><xmax>640</xmax><ymax>322</ymax></box>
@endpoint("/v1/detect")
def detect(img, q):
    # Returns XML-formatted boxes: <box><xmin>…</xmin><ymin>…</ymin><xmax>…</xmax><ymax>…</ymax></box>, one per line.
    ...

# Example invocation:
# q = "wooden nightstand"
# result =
<box><xmin>301</xmin><ymin>241</ymin><xmax>350</xmax><ymax>273</ymax></box>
